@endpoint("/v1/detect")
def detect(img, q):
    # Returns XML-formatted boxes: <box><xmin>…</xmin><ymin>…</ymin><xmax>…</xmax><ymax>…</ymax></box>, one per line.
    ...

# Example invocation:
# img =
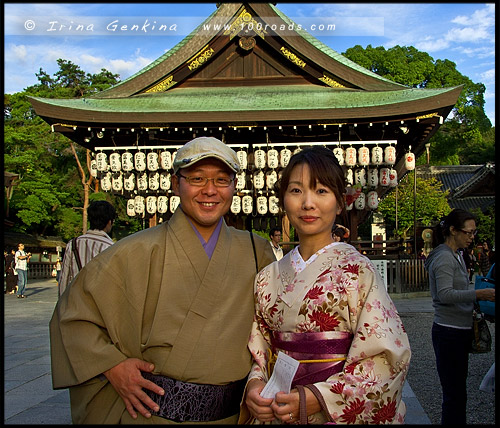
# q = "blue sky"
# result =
<box><xmin>4</xmin><ymin>3</ymin><xmax>495</xmax><ymax>126</ymax></box>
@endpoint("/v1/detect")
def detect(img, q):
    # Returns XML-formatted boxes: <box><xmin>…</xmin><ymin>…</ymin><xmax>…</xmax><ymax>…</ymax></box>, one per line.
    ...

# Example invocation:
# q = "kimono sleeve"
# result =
<box><xmin>310</xmin><ymin>261</ymin><xmax>411</xmax><ymax>424</ymax></box>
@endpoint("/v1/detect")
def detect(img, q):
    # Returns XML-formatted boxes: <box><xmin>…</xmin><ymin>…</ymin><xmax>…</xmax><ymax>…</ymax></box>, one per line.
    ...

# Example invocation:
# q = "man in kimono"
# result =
<box><xmin>49</xmin><ymin>136</ymin><xmax>276</xmax><ymax>424</ymax></box>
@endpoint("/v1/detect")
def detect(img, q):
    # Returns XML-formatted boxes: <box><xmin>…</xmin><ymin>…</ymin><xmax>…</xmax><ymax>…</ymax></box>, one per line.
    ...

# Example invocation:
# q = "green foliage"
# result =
<box><xmin>377</xmin><ymin>172</ymin><xmax>451</xmax><ymax>238</ymax></box>
<box><xmin>471</xmin><ymin>207</ymin><xmax>496</xmax><ymax>246</ymax></box>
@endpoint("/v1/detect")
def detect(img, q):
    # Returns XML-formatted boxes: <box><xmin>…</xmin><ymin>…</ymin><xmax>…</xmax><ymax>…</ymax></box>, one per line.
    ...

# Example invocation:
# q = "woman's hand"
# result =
<box><xmin>245</xmin><ymin>379</ymin><xmax>275</xmax><ymax>422</ymax></box>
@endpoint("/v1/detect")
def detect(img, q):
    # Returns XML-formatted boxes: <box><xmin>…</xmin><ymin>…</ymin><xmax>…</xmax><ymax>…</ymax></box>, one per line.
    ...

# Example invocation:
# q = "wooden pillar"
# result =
<box><xmin>149</xmin><ymin>213</ymin><xmax>157</xmax><ymax>228</ymax></box>
<box><xmin>282</xmin><ymin>214</ymin><xmax>291</xmax><ymax>243</ymax></box>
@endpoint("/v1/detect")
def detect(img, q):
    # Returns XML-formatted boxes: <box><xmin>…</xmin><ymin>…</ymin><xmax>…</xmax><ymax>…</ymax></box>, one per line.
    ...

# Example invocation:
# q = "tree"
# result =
<box><xmin>343</xmin><ymin>45</ymin><xmax>494</xmax><ymax>165</ymax></box>
<box><xmin>377</xmin><ymin>172</ymin><xmax>451</xmax><ymax>239</ymax></box>
<box><xmin>4</xmin><ymin>59</ymin><xmax>141</xmax><ymax>240</ymax></box>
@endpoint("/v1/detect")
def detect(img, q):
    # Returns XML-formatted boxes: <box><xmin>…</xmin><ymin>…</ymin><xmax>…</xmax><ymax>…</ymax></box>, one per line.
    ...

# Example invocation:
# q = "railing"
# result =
<box><xmin>26</xmin><ymin>263</ymin><xmax>55</xmax><ymax>279</ymax></box>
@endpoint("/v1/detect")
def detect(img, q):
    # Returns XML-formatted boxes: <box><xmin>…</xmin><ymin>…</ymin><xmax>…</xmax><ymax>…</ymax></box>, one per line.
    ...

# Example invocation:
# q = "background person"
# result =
<box><xmin>49</xmin><ymin>137</ymin><xmax>275</xmax><ymax>424</ymax></box>
<box><xmin>424</xmin><ymin>209</ymin><xmax>495</xmax><ymax>425</ymax></box>
<box><xmin>242</xmin><ymin>147</ymin><xmax>411</xmax><ymax>424</ymax></box>
<box><xmin>15</xmin><ymin>243</ymin><xmax>31</xmax><ymax>299</ymax></box>
<box><xmin>4</xmin><ymin>248</ymin><xmax>18</xmax><ymax>294</ymax></box>
<box><xmin>268</xmin><ymin>227</ymin><xmax>283</xmax><ymax>261</ymax></box>
<box><xmin>57</xmin><ymin>200</ymin><xmax>116</xmax><ymax>297</ymax></box>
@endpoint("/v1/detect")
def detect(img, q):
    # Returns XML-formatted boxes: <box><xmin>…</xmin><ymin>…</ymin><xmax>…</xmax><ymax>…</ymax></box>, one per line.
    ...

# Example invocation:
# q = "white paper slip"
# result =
<box><xmin>260</xmin><ymin>351</ymin><xmax>300</xmax><ymax>399</ymax></box>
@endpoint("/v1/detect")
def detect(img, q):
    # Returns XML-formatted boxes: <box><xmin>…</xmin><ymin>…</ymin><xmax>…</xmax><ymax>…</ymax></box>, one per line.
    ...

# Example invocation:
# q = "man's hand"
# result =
<box><xmin>103</xmin><ymin>358</ymin><xmax>164</xmax><ymax>420</ymax></box>
<box><xmin>245</xmin><ymin>379</ymin><xmax>275</xmax><ymax>422</ymax></box>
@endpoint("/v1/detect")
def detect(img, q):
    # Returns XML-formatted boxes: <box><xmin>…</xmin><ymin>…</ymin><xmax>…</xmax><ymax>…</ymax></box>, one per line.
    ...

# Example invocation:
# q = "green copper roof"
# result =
<box><xmin>32</xmin><ymin>85</ymin><xmax>459</xmax><ymax>113</ymax></box>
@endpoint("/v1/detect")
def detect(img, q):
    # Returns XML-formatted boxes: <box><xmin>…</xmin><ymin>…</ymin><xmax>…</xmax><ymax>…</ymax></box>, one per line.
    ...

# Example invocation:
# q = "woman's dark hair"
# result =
<box><xmin>278</xmin><ymin>147</ymin><xmax>346</xmax><ymax>212</ymax></box>
<box><xmin>433</xmin><ymin>208</ymin><xmax>476</xmax><ymax>246</ymax></box>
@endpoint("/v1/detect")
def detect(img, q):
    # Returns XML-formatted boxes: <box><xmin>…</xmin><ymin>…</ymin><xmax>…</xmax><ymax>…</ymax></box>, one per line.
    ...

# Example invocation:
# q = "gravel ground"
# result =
<box><xmin>400</xmin><ymin>312</ymin><xmax>495</xmax><ymax>425</ymax></box>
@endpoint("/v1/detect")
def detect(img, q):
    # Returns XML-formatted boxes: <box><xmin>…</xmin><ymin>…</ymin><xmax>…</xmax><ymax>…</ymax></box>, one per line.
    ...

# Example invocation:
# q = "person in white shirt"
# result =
<box><xmin>58</xmin><ymin>200</ymin><xmax>116</xmax><ymax>297</ymax></box>
<box><xmin>15</xmin><ymin>243</ymin><xmax>31</xmax><ymax>298</ymax></box>
<box><xmin>269</xmin><ymin>227</ymin><xmax>284</xmax><ymax>261</ymax></box>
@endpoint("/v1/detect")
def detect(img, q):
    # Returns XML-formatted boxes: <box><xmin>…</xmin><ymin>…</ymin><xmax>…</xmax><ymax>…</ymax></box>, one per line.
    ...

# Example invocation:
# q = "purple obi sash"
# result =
<box><xmin>270</xmin><ymin>331</ymin><xmax>353</xmax><ymax>387</ymax></box>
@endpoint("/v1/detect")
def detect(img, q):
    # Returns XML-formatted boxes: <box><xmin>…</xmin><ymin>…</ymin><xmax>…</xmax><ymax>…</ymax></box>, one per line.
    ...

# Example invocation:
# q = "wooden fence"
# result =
<box><xmin>26</xmin><ymin>256</ymin><xmax>430</xmax><ymax>294</ymax></box>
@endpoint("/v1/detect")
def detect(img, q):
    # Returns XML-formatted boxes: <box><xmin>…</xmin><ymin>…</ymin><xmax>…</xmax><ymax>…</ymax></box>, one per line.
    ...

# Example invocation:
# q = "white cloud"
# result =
<box><xmin>480</xmin><ymin>68</ymin><xmax>495</xmax><ymax>85</ymax></box>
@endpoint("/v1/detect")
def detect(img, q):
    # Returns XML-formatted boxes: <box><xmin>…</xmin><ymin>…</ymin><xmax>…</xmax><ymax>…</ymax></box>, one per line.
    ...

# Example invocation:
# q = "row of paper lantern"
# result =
<box><xmin>98</xmin><ymin>164</ymin><xmax>406</xmax><ymax>193</ymax></box>
<box><xmin>126</xmin><ymin>190</ymin><xmax>380</xmax><ymax>217</ymax></box>
<box><xmin>91</xmin><ymin>144</ymin><xmax>411</xmax><ymax>174</ymax></box>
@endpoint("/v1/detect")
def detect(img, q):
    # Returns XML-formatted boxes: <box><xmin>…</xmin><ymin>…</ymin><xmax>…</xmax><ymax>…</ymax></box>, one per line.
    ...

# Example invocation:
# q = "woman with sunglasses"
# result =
<box><xmin>425</xmin><ymin>209</ymin><xmax>495</xmax><ymax>425</ymax></box>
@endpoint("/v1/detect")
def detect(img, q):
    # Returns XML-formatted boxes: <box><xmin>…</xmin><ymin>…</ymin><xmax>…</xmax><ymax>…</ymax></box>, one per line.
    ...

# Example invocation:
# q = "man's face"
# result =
<box><xmin>271</xmin><ymin>231</ymin><xmax>281</xmax><ymax>246</ymax></box>
<box><xmin>172</xmin><ymin>158</ymin><xmax>236</xmax><ymax>240</ymax></box>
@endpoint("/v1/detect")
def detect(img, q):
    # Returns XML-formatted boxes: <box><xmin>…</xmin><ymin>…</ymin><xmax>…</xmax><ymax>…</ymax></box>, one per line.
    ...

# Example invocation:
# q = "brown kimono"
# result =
<box><xmin>49</xmin><ymin>208</ymin><xmax>275</xmax><ymax>424</ymax></box>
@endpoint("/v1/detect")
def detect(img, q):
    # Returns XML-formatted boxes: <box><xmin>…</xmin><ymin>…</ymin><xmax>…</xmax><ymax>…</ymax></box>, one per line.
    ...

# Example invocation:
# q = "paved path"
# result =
<box><xmin>4</xmin><ymin>279</ymin><xmax>431</xmax><ymax>424</ymax></box>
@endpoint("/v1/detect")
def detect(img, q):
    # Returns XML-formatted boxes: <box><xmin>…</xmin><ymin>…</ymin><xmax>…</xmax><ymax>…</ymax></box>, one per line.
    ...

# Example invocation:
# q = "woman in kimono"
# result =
<box><xmin>243</xmin><ymin>147</ymin><xmax>411</xmax><ymax>424</ymax></box>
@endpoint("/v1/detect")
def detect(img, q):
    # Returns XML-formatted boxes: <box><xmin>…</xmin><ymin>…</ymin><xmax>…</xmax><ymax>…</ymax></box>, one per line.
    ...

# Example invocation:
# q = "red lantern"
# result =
<box><xmin>345</xmin><ymin>147</ymin><xmax>357</xmax><ymax>166</ymax></box>
<box><xmin>380</xmin><ymin>168</ymin><xmax>390</xmax><ymax>187</ymax></box>
<box><xmin>358</xmin><ymin>146</ymin><xmax>370</xmax><ymax>166</ymax></box>
<box><xmin>367</xmin><ymin>190</ymin><xmax>379</xmax><ymax>209</ymax></box>
<box><xmin>389</xmin><ymin>169</ymin><xmax>398</xmax><ymax>187</ymax></box>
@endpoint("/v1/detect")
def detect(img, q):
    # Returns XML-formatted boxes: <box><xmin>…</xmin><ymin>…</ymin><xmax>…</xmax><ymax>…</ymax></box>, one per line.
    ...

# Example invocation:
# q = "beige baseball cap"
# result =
<box><xmin>173</xmin><ymin>136</ymin><xmax>240</xmax><ymax>174</ymax></box>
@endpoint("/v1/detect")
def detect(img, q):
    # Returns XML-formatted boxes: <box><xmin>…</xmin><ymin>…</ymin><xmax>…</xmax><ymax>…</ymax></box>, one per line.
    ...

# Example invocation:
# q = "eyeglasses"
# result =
<box><xmin>178</xmin><ymin>174</ymin><xmax>234</xmax><ymax>188</ymax></box>
<box><xmin>460</xmin><ymin>229</ymin><xmax>478</xmax><ymax>237</ymax></box>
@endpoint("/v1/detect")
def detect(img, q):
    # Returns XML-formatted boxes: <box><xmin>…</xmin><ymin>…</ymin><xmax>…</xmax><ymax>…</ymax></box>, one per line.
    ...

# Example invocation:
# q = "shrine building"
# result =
<box><xmin>29</xmin><ymin>3</ymin><xmax>462</xmax><ymax>242</ymax></box>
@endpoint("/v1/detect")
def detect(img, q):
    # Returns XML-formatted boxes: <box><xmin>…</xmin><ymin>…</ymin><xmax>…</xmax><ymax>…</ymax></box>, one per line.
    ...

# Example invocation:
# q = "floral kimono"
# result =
<box><xmin>246</xmin><ymin>242</ymin><xmax>411</xmax><ymax>424</ymax></box>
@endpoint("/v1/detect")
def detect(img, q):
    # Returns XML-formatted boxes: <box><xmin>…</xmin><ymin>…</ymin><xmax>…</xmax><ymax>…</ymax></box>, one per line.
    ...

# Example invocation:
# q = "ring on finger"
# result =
<box><xmin>289</xmin><ymin>412</ymin><xmax>293</xmax><ymax>421</ymax></box>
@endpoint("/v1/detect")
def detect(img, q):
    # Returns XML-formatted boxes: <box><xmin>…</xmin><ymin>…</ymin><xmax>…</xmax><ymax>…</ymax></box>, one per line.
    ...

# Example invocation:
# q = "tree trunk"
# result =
<box><xmin>69</xmin><ymin>142</ymin><xmax>93</xmax><ymax>234</ymax></box>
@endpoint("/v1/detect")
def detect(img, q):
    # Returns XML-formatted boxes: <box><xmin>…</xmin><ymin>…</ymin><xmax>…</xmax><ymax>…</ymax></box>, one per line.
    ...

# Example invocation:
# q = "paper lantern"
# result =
<box><xmin>346</xmin><ymin>168</ymin><xmax>354</xmax><ymax>185</ymax></box>
<box><xmin>134</xmin><ymin>151</ymin><xmax>146</xmax><ymax>172</ymax></box>
<box><xmin>159</xmin><ymin>171</ymin><xmax>171</xmax><ymax>190</ymax></box>
<box><xmin>123</xmin><ymin>172</ymin><xmax>135</xmax><ymax>191</ymax></box>
<box><xmin>367</xmin><ymin>190</ymin><xmax>379</xmax><ymax>209</ymax></box>
<box><xmin>169</xmin><ymin>196</ymin><xmax>180</xmax><ymax>213</ymax></box>
<box><xmin>333</xmin><ymin>147</ymin><xmax>344</xmax><ymax>165</ymax></box>
<box><xmin>354</xmin><ymin>168</ymin><xmax>367</xmax><ymax>187</ymax></box>
<box><xmin>280</xmin><ymin>148</ymin><xmax>292</xmax><ymax>168</ymax></box>
<box><xmin>148</xmin><ymin>172</ymin><xmax>159</xmax><ymax>190</ymax></box>
<box><xmin>126</xmin><ymin>199</ymin><xmax>136</xmax><ymax>216</ymax></box>
<box><xmin>90</xmin><ymin>159</ymin><xmax>98</xmax><ymax>178</ymax></box>
<box><xmin>157</xmin><ymin>196</ymin><xmax>168</xmax><ymax>214</ymax></box>
<box><xmin>159</xmin><ymin>151</ymin><xmax>172</xmax><ymax>170</ymax></box>
<box><xmin>345</xmin><ymin>147</ymin><xmax>357</xmax><ymax>167</ymax></box>
<box><xmin>266</xmin><ymin>170</ymin><xmax>278</xmax><ymax>190</ymax></box>
<box><xmin>293</xmin><ymin>147</ymin><xmax>302</xmax><ymax>155</ymax></box>
<box><xmin>371</xmin><ymin>146</ymin><xmax>383</xmax><ymax>165</ymax></box>
<box><xmin>358</xmin><ymin>146</ymin><xmax>370</xmax><ymax>166</ymax></box>
<box><xmin>354</xmin><ymin>192</ymin><xmax>366</xmax><ymax>210</ymax></box>
<box><xmin>231</xmin><ymin>195</ymin><xmax>241</xmax><ymax>214</ymax></box>
<box><xmin>253</xmin><ymin>171</ymin><xmax>265</xmax><ymax>189</ymax></box>
<box><xmin>137</xmin><ymin>172</ymin><xmax>148</xmax><ymax>191</ymax></box>
<box><xmin>112</xmin><ymin>172</ymin><xmax>123</xmax><ymax>192</ymax></box>
<box><xmin>236</xmin><ymin>150</ymin><xmax>248</xmax><ymax>170</ymax></box>
<box><xmin>267</xmin><ymin>149</ymin><xmax>279</xmax><ymax>169</ymax></box>
<box><xmin>384</xmin><ymin>145</ymin><xmax>396</xmax><ymax>165</ymax></box>
<box><xmin>100</xmin><ymin>172</ymin><xmax>112</xmax><ymax>191</ymax></box>
<box><xmin>242</xmin><ymin>195</ymin><xmax>253</xmax><ymax>214</ymax></box>
<box><xmin>147</xmin><ymin>152</ymin><xmax>159</xmax><ymax>171</ymax></box>
<box><xmin>389</xmin><ymin>169</ymin><xmax>398</xmax><ymax>187</ymax></box>
<box><xmin>254</xmin><ymin>149</ymin><xmax>266</xmax><ymax>169</ymax></box>
<box><xmin>122</xmin><ymin>152</ymin><xmax>134</xmax><ymax>172</ymax></box>
<box><xmin>146</xmin><ymin>196</ymin><xmax>157</xmax><ymax>214</ymax></box>
<box><xmin>405</xmin><ymin>151</ymin><xmax>415</xmax><ymax>170</ymax></box>
<box><xmin>236</xmin><ymin>171</ymin><xmax>246</xmax><ymax>190</ymax></box>
<box><xmin>134</xmin><ymin>195</ymin><xmax>145</xmax><ymax>214</ymax></box>
<box><xmin>96</xmin><ymin>152</ymin><xmax>108</xmax><ymax>172</ymax></box>
<box><xmin>368</xmin><ymin>168</ymin><xmax>378</xmax><ymax>187</ymax></box>
<box><xmin>171</xmin><ymin>151</ymin><xmax>177</xmax><ymax>164</ymax></box>
<box><xmin>109</xmin><ymin>152</ymin><xmax>121</xmax><ymax>172</ymax></box>
<box><xmin>379</xmin><ymin>168</ymin><xmax>390</xmax><ymax>187</ymax></box>
<box><xmin>269</xmin><ymin>195</ymin><xmax>280</xmax><ymax>214</ymax></box>
<box><xmin>257</xmin><ymin>196</ymin><xmax>268</xmax><ymax>215</ymax></box>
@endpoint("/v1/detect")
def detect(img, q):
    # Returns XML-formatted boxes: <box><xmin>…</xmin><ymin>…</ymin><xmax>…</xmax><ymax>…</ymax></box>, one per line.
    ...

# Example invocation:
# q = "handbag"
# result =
<box><xmin>470</xmin><ymin>302</ymin><xmax>492</xmax><ymax>354</ymax></box>
<box><xmin>296</xmin><ymin>384</ymin><xmax>335</xmax><ymax>424</ymax></box>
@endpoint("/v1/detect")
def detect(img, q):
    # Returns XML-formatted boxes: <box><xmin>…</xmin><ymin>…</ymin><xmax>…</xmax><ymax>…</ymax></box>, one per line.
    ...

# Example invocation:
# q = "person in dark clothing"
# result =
<box><xmin>4</xmin><ymin>248</ymin><xmax>18</xmax><ymax>294</ymax></box>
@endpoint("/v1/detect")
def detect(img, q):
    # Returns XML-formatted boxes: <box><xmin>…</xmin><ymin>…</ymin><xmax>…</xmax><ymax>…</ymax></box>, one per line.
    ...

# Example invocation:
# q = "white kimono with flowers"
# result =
<box><xmin>246</xmin><ymin>242</ymin><xmax>411</xmax><ymax>424</ymax></box>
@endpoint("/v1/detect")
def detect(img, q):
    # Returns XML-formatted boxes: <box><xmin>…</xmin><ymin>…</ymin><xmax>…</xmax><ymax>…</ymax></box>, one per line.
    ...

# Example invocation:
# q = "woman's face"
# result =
<box><xmin>284</xmin><ymin>163</ymin><xmax>342</xmax><ymax>242</ymax></box>
<box><xmin>454</xmin><ymin>219</ymin><xmax>477</xmax><ymax>249</ymax></box>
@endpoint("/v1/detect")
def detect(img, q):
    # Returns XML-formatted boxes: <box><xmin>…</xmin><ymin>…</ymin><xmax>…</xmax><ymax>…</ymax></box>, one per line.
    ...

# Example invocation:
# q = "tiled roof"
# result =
<box><xmin>269</xmin><ymin>4</ymin><xmax>404</xmax><ymax>87</ymax></box>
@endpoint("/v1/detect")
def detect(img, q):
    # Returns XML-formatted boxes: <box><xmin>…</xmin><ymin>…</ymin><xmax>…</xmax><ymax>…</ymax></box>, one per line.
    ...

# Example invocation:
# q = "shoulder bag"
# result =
<box><xmin>470</xmin><ymin>302</ymin><xmax>492</xmax><ymax>354</ymax></box>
